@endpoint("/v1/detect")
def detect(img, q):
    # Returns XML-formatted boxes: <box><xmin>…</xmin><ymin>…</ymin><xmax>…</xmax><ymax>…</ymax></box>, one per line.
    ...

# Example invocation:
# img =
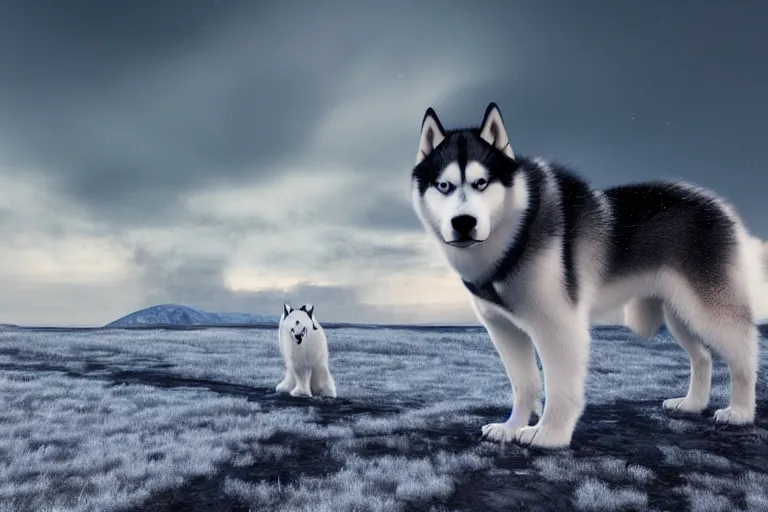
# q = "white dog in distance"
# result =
<box><xmin>275</xmin><ymin>303</ymin><xmax>336</xmax><ymax>398</ymax></box>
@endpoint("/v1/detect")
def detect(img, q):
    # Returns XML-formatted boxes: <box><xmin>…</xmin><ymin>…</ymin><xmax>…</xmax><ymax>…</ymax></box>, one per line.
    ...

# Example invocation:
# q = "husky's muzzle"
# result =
<box><xmin>291</xmin><ymin>326</ymin><xmax>307</xmax><ymax>345</ymax></box>
<box><xmin>447</xmin><ymin>214</ymin><xmax>483</xmax><ymax>248</ymax></box>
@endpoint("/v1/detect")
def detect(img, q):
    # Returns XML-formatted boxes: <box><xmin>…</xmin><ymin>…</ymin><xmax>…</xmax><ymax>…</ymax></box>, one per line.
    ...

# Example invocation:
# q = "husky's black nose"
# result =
<box><xmin>451</xmin><ymin>215</ymin><xmax>477</xmax><ymax>236</ymax></box>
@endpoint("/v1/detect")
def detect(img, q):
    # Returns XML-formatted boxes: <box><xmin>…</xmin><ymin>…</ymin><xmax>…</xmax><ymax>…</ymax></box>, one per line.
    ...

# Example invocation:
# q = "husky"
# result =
<box><xmin>410</xmin><ymin>102</ymin><xmax>763</xmax><ymax>449</ymax></box>
<box><xmin>275</xmin><ymin>303</ymin><xmax>336</xmax><ymax>398</ymax></box>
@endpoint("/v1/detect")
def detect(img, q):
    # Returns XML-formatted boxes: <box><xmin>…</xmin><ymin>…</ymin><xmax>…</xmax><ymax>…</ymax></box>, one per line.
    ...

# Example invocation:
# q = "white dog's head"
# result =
<box><xmin>411</xmin><ymin>102</ymin><xmax>524</xmax><ymax>251</ymax></box>
<box><xmin>281</xmin><ymin>303</ymin><xmax>319</xmax><ymax>345</ymax></box>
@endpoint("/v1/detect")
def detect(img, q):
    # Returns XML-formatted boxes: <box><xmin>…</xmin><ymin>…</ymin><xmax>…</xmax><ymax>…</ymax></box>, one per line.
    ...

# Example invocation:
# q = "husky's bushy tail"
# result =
<box><xmin>624</xmin><ymin>236</ymin><xmax>768</xmax><ymax>340</ymax></box>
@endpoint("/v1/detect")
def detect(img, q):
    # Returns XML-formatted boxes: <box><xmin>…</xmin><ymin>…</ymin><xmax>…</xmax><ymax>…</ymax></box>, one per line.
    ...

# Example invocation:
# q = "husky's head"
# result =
<box><xmin>281</xmin><ymin>302</ymin><xmax>319</xmax><ymax>345</ymax></box>
<box><xmin>411</xmin><ymin>102</ymin><xmax>524</xmax><ymax>254</ymax></box>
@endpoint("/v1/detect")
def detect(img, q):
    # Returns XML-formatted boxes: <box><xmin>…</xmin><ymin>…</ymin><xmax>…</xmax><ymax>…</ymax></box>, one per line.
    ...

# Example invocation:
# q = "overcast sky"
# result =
<box><xmin>0</xmin><ymin>0</ymin><xmax>766</xmax><ymax>326</ymax></box>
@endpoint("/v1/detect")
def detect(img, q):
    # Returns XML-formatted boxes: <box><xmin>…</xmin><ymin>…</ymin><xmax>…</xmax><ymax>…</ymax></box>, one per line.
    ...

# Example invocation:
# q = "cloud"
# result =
<box><xmin>0</xmin><ymin>171</ymin><xmax>144</xmax><ymax>325</ymax></box>
<box><xmin>0</xmin><ymin>3</ymin><xmax>343</xmax><ymax>226</ymax></box>
<box><xmin>0</xmin><ymin>171</ymin><xmax>129</xmax><ymax>283</ymax></box>
<box><xmin>0</xmin><ymin>1</ymin><xmax>617</xmax><ymax>326</ymax></box>
<box><xmin>130</xmin><ymin>252</ymin><xmax>478</xmax><ymax>326</ymax></box>
<box><xmin>130</xmin><ymin>246</ymin><xmax>379</xmax><ymax>323</ymax></box>
<box><xmin>1</xmin><ymin>1</ymin><xmax>765</xmax><ymax>326</ymax></box>
<box><xmin>0</xmin><ymin>0</ymin><xmax>512</xmax><ymax>230</ymax></box>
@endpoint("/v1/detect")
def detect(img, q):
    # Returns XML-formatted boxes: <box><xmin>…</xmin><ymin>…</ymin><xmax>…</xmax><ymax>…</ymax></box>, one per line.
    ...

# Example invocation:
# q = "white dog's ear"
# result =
<box><xmin>479</xmin><ymin>102</ymin><xmax>515</xmax><ymax>160</ymax></box>
<box><xmin>416</xmin><ymin>107</ymin><xmax>446</xmax><ymax>164</ymax></box>
<box><xmin>282</xmin><ymin>302</ymin><xmax>292</xmax><ymax>319</ymax></box>
<box><xmin>308</xmin><ymin>305</ymin><xmax>318</xmax><ymax>330</ymax></box>
<box><xmin>300</xmin><ymin>304</ymin><xmax>319</xmax><ymax>330</ymax></box>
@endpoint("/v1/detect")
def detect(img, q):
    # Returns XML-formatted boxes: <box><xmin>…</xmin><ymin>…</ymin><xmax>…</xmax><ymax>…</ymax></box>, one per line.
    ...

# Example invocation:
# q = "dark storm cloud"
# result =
<box><xmin>354</xmin><ymin>199</ymin><xmax>422</xmax><ymax>232</ymax></box>
<box><xmin>0</xmin><ymin>0</ymin><xmax>519</xmax><ymax>228</ymax></box>
<box><xmin>317</xmin><ymin>234</ymin><xmax>421</xmax><ymax>267</ymax></box>
<box><xmin>1</xmin><ymin>0</ymin><xmax>767</xmax><ymax>326</ymax></box>
<box><xmin>0</xmin><ymin>1</ymin><xmax>766</xmax><ymax>231</ymax></box>
<box><xmin>242</xmin><ymin>230</ymin><xmax>425</xmax><ymax>278</ymax></box>
<box><xmin>0</xmin><ymin>1</ymin><xmax>384</xmax><ymax>224</ymax></box>
<box><xmin>428</xmin><ymin>2</ymin><xmax>768</xmax><ymax>235</ymax></box>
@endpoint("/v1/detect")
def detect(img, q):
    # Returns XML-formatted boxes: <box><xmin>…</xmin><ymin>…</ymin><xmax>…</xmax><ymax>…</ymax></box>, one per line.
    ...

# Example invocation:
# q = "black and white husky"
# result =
<box><xmin>411</xmin><ymin>102</ymin><xmax>764</xmax><ymax>449</ymax></box>
<box><xmin>275</xmin><ymin>303</ymin><xmax>336</xmax><ymax>398</ymax></box>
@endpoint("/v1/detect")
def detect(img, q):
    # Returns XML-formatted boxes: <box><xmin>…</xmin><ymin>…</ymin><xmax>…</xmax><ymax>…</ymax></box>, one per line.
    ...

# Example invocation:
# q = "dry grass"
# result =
<box><xmin>0</xmin><ymin>324</ymin><xmax>766</xmax><ymax>511</ymax></box>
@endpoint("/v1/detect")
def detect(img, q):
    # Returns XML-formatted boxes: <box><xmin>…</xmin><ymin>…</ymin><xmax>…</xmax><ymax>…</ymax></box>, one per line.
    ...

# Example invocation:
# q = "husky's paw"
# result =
<box><xmin>275</xmin><ymin>380</ymin><xmax>292</xmax><ymax>393</ymax></box>
<box><xmin>481</xmin><ymin>407</ymin><xmax>534</xmax><ymax>443</ymax></box>
<box><xmin>514</xmin><ymin>425</ymin><xmax>572</xmax><ymax>449</ymax></box>
<box><xmin>662</xmin><ymin>396</ymin><xmax>707</xmax><ymax>414</ymax></box>
<box><xmin>316</xmin><ymin>387</ymin><xmax>337</xmax><ymax>398</ymax></box>
<box><xmin>289</xmin><ymin>387</ymin><xmax>313</xmax><ymax>398</ymax></box>
<box><xmin>480</xmin><ymin>422</ymin><xmax>517</xmax><ymax>443</ymax></box>
<box><xmin>713</xmin><ymin>406</ymin><xmax>754</xmax><ymax>425</ymax></box>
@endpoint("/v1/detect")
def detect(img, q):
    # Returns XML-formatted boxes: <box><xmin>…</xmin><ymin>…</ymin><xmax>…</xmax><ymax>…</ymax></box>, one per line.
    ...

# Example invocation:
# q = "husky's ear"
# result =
<box><xmin>416</xmin><ymin>107</ymin><xmax>446</xmax><ymax>164</ymax></box>
<box><xmin>282</xmin><ymin>302</ymin><xmax>292</xmax><ymax>319</ymax></box>
<box><xmin>479</xmin><ymin>102</ymin><xmax>515</xmax><ymax>160</ymax></box>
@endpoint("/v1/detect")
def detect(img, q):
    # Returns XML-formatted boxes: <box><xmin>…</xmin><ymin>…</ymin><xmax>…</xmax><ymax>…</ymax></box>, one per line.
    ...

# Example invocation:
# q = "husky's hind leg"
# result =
<box><xmin>708</xmin><ymin>317</ymin><xmax>757</xmax><ymax>425</ymax></box>
<box><xmin>661</xmin><ymin>304</ymin><xmax>712</xmax><ymax>414</ymax></box>
<box><xmin>677</xmin><ymin>297</ymin><xmax>757</xmax><ymax>425</ymax></box>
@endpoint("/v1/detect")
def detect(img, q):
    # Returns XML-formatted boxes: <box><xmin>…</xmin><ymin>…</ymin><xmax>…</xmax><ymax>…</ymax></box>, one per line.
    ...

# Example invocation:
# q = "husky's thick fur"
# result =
<box><xmin>275</xmin><ymin>303</ymin><xmax>336</xmax><ymax>398</ymax></box>
<box><xmin>411</xmin><ymin>102</ymin><xmax>763</xmax><ymax>449</ymax></box>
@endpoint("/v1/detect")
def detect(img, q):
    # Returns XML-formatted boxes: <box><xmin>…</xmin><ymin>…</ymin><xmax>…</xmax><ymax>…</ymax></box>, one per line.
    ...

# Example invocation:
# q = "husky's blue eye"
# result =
<box><xmin>473</xmin><ymin>178</ymin><xmax>488</xmax><ymax>191</ymax></box>
<box><xmin>436</xmin><ymin>181</ymin><xmax>454</xmax><ymax>194</ymax></box>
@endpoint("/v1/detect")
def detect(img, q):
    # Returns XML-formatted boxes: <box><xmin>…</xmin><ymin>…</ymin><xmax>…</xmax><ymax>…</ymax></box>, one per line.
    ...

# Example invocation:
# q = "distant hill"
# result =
<box><xmin>105</xmin><ymin>304</ymin><xmax>279</xmax><ymax>328</ymax></box>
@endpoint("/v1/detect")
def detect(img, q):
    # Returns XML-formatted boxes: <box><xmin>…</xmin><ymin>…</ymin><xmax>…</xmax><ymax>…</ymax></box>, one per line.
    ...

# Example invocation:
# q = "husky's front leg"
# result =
<box><xmin>515</xmin><ymin>318</ymin><xmax>590</xmax><ymax>449</ymax></box>
<box><xmin>473</xmin><ymin>299</ymin><xmax>543</xmax><ymax>443</ymax></box>
<box><xmin>289</xmin><ymin>368</ymin><xmax>313</xmax><ymax>398</ymax></box>
<box><xmin>275</xmin><ymin>367</ymin><xmax>296</xmax><ymax>393</ymax></box>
